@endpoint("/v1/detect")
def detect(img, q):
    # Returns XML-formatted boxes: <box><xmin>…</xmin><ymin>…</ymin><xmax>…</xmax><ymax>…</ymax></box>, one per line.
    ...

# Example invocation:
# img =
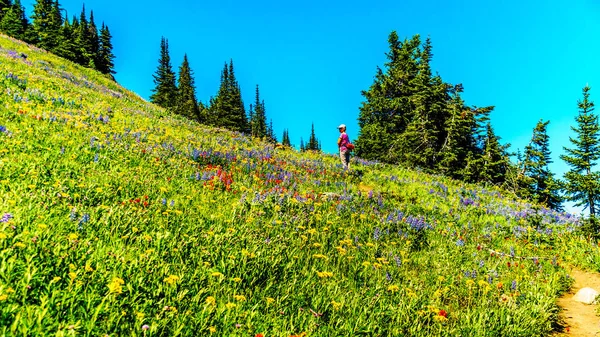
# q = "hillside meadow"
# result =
<box><xmin>1</xmin><ymin>33</ymin><xmax>600</xmax><ymax>336</ymax></box>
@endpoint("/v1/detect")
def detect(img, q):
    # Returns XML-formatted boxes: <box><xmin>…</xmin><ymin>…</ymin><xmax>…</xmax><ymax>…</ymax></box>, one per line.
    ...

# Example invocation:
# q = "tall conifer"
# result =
<box><xmin>175</xmin><ymin>54</ymin><xmax>200</xmax><ymax>121</ymax></box>
<box><xmin>561</xmin><ymin>85</ymin><xmax>600</xmax><ymax>217</ymax></box>
<box><xmin>150</xmin><ymin>37</ymin><xmax>177</xmax><ymax>110</ymax></box>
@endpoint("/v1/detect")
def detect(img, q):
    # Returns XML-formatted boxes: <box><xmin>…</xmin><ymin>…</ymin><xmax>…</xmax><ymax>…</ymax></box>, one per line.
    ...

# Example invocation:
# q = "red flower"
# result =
<box><xmin>438</xmin><ymin>309</ymin><xmax>447</xmax><ymax>318</ymax></box>
<box><xmin>507</xmin><ymin>262</ymin><xmax>511</xmax><ymax>267</ymax></box>
<box><xmin>255</xmin><ymin>334</ymin><xmax>264</xmax><ymax>337</ymax></box>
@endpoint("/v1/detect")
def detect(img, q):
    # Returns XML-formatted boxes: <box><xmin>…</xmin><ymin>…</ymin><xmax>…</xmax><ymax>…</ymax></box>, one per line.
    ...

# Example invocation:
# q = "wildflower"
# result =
<box><xmin>511</xmin><ymin>280</ymin><xmax>517</xmax><ymax>291</ymax></box>
<box><xmin>142</xmin><ymin>325</ymin><xmax>150</xmax><ymax>331</ymax></box>
<box><xmin>331</xmin><ymin>300</ymin><xmax>342</xmax><ymax>310</ymax></box>
<box><xmin>225</xmin><ymin>302</ymin><xmax>236</xmax><ymax>309</ymax></box>
<box><xmin>233</xmin><ymin>277</ymin><xmax>242</xmax><ymax>283</ymax></box>
<box><xmin>211</xmin><ymin>271</ymin><xmax>223</xmax><ymax>278</ymax></box>
<box><xmin>456</xmin><ymin>239</ymin><xmax>465</xmax><ymax>247</ymax></box>
<box><xmin>208</xmin><ymin>326</ymin><xmax>217</xmax><ymax>333</ymax></box>
<box><xmin>0</xmin><ymin>233</ymin><xmax>6</xmax><ymax>239</ymax></box>
<box><xmin>0</xmin><ymin>294</ymin><xmax>7</xmax><ymax>301</ymax></box>
<box><xmin>0</xmin><ymin>213</ymin><xmax>13</xmax><ymax>223</ymax></box>
<box><xmin>107</xmin><ymin>277</ymin><xmax>124</xmax><ymax>294</ymax></box>
<box><xmin>163</xmin><ymin>275</ymin><xmax>180</xmax><ymax>285</ymax></box>
<box><xmin>205</xmin><ymin>296</ymin><xmax>216</xmax><ymax>306</ymax></box>
<box><xmin>266</xmin><ymin>297</ymin><xmax>275</xmax><ymax>304</ymax></box>
<box><xmin>387</xmin><ymin>285</ymin><xmax>400</xmax><ymax>293</ymax></box>
<box><xmin>234</xmin><ymin>295</ymin><xmax>246</xmax><ymax>302</ymax></box>
<box><xmin>465</xmin><ymin>279</ymin><xmax>475</xmax><ymax>287</ymax></box>
<box><xmin>50</xmin><ymin>276</ymin><xmax>61</xmax><ymax>284</ymax></box>
<box><xmin>316</xmin><ymin>271</ymin><xmax>333</xmax><ymax>278</ymax></box>
<box><xmin>312</xmin><ymin>254</ymin><xmax>327</xmax><ymax>259</ymax></box>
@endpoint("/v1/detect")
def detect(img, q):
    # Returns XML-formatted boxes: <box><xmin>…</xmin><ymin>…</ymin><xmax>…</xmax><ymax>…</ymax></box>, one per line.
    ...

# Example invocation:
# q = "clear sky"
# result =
<box><xmin>23</xmin><ymin>0</ymin><xmax>600</xmax><ymax>213</ymax></box>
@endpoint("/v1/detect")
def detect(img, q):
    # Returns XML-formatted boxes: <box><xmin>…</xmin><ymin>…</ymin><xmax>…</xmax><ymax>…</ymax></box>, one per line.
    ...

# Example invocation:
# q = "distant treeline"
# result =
<box><xmin>0</xmin><ymin>0</ymin><xmax>115</xmax><ymax>77</ymax></box>
<box><xmin>149</xmin><ymin>37</ymin><xmax>321</xmax><ymax>151</ymax></box>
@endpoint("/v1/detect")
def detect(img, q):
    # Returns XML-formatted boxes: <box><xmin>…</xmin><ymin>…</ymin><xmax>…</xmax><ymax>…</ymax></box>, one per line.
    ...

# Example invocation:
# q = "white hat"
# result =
<box><xmin>337</xmin><ymin>124</ymin><xmax>346</xmax><ymax>129</ymax></box>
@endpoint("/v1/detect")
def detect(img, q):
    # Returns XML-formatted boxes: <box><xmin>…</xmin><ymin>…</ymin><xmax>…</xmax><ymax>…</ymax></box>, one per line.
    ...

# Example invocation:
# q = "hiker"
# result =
<box><xmin>337</xmin><ymin>124</ymin><xmax>350</xmax><ymax>170</ymax></box>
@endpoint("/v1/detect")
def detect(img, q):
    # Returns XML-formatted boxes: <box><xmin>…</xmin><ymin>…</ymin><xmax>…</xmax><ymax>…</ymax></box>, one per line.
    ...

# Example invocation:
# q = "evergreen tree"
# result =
<box><xmin>0</xmin><ymin>0</ymin><xmax>28</xmax><ymax>41</ymax></box>
<box><xmin>175</xmin><ymin>54</ymin><xmax>201</xmax><ymax>121</ymax></box>
<box><xmin>0</xmin><ymin>0</ymin><xmax>11</xmax><ymax>21</ymax></box>
<box><xmin>97</xmin><ymin>23</ymin><xmax>115</xmax><ymax>75</ymax></box>
<box><xmin>250</xmin><ymin>85</ymin><xmax>267</xmax><ymax>138</ymax></box>
<box><xmin>282</xmin><ymin>129</ymin><xmax>292</xmax><ymax>147</ymax></box>
<box><xmin>150</xmin><ymin>37</ymin><xmax>177</xmax><ymax>110</ymax></box>
<box><xmin>267</xmin><ymin>119</ymin><xmax>276</xmax><ymax>143</ymax></box>
<box><xmin>355</xmin><ymin>32</ymin><xmax>421</xmax><ymax>162</ymax></box>
<box><xmin>31</xmin><ymin>0</ymin><xmax>54</xmax><ymax>50</ymax></box>
<box><xmin>55</xmin><ymin>15</ymin><xmax>77</xmax><ymax>61</ymax></box>
<box><xmin>306</xmin><ymin>123</ymin><xmax>320</xmax><ymax>151</ymax></box>
<box><xmin>74</xmin><ymin>5</ymin><xmax>92</xmax><ymax>66</ymax></box>
<box><xmin>521</xmin><ymin>120</ymin><xmax>563</xmax><ymax>210</ymax></box>
<box><xmin>87</xmin><ymin>10</ymin><xmax>99</xmax><ymax>69</ymax></box>
<box><xmin>300</xmin><ymin>138</ymin><xmax>305</xmax><ymax>152</ymax></box>
<box><xmin>210</xmin><ymin>60</ymin><xmax>247</xmax><ymax>132</ymax></box>
<box><xmin>561</xmin><ymin>85</ymin><xmax>600</xmax><ymax>217</ymax></box>
<box><xmin>480</xmin><ymin>123</ymin><xmax>510</xmax><ymax>185</ymax></box>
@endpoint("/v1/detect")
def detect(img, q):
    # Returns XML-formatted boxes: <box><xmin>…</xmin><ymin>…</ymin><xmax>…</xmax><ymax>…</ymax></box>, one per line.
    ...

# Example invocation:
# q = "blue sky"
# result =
<box><xmin>23</xmin><ymin>0</ymin><xmax>600</xmax><ymax>213</ymax></box>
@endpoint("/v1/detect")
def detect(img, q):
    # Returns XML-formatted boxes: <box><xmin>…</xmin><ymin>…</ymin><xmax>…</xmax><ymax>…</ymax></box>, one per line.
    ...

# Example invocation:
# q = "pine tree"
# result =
<box><xmin>250</xmin><ymin>85</ymin><xmax>267</xmax><ymax>138</ymax></box>
<box><xmin>97</xmin><ymin>23</ymin><xmax>115</xmax><ymax>75</ymax></box>
<box><xmin>0</xmin><ymin>0</ymin><xmax>28</xmax><ymax>40</ymax></box>
<box><xmin>300</xmin><ymin>138</ymin><xmax>305</xmax><ymax>152</ymax></box>
<box><xmin>307</xmin><ymin>123</ymin><xmax>320</xmax><ymax>151</ymax></box>
<box><xmin>73</xmin><ymin>5</ymin><xmax>92</xmax><ymax>66</ymax></box>
<box><xmin>561</xmin><ymin>85</ymin><xmax>600</xmax><ymax>217</ymax></box>
<box><xmin>210</xmin><ymin>60</ymin><xmax>247</xmax><ymax>132</ymax></box>
<box><xmin>55</xmin><ymin>15</ymin><xmax>77</xmax><ymax>61</ymax></box>
<box><xmin>282</xmin><ymin>129</ymin><xmax>292</xmax><ymax>147</ymax></box>
<box><xmin>31</xmin><ymin>0</ymin><xmax>54</xmax><ymax>50</ymax></box>
<box><xmin>267</xmin><ymin>119</ymin><xmax>277</xmax><ymax>143</ymax></box>
<box><xmin>175</xmin><ymin>54</ymin><xmax>201</xmax><ymax>121</ymax></box>
<box><xmin>150</xmin><ymin>37</ymin><xmax>177</xmax><ymax>110</ymax></box>
<box><xmin>520</xmin><ymin>120</ymin><xmax>563</xmax><ymax>210</ymax></box>
<box><xmin>480</xmin><ymin>123</ymin><xmax>510</xmax><ymax>185</ymax></box>
<box><xmin>0</xmin><ymin>0</ymin><xmax>11</xmax><ymax>21</ymax></box>
<box><xmin>355</xmin><ymin>32</ymin><xmax>421</xmax><ymax>162</ymax></box>
<box><xmin>87</xmin><ymin>10</ymin><xmax>99</xmax><ymax>69</ymax></box>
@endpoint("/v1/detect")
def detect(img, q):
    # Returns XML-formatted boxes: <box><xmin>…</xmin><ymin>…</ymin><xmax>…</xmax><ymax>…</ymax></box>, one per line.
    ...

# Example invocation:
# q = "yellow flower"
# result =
<box><xmin>225</xmin><ymin>302</ymin><xmax>236</xmax><ymax>309</ymax></box>
<box><xmin>107</xmin><ymin>277</ymin><xmax>124</xmax><ymax>294</ymax></box>
<box><xmin>0</xmin><ymin>233</ymin><xmax>6</xmax><ymax>239</ymax></box>
<box><xmin>316</xmin><ymin>271</ymin><xmax>333</xmax><ymax>278</ymax></box>
<box><xmin>373</xmin><ymin>263</ymin><xmax>382</xmax><ymax>269</ymax></box>
<box><xmin>211</xmin><ymin>272</ymin><xmax>223</xmax><ymax>278</ymax></box>
<box><xmin>434</xmin><ymin>315</ymin><xmax>448</xmax><ymax>323</ymax></box>
<box><xmin>360</xmin><ymin>214</ymin><xmax>367</xmax><ymax>220</ymax></box>
<box><xmin>312</xmin><ymin>254</ymin><xmax>327</xmax><ymax>259</ymax></box>
<box><xmin>205</xmin><ymin>296</ymin><xmax>216</xmax><ymax>306</ymax></box>
<box><xmin>312</xmin><ymin>243</ymin><xmax>322</xmax><ymax>248</ymax></box>
<box><xmin>335</xmin><ymin>246</ymin><xmax>347</xmax><ymax>255</ymax></box>
<box><xmin>37</xmin><ymin>224</ymin><xmax>48</xmax><ymax>230</ymax></box>
<box><xmin>331</xmin><ymin>300</ymin><xmax>342</xmax><ymax>310</ymax></box>
<box><xmin>163</xmin><ymin>275</ymin><xmax>180</xmax><ymax>285</ymax></box>
<box><xmin>85</xmin><ymin>263</ymin><xmax>94</xmax><ymax>272</ymax></box>
<box><xmin>68</xmin><ymin>233</ymin><xmax>78</xmax><ymax>241</ymax></box>
<box><xmin>266</xmin><ymin>297</ymin><xmax>275</xmax><ymax>304</ymax></box>
<box><xmin>234</xmin><ymin>295</ymin><xmax>246</xmax><ymax>302</ymax></box>
<box><xmin>478</xmin><ymin>280</ymin><xmax>489</xmax><ymax>288</ymax></box>
<box><xmin>307</xmin><ymin>228</ymin><xmax>317</xmax><ymax>235</ymax></box>
<box><xmin>14</xmin><ymin>242</ymin><xmax>26</xmax><ymax>248</ymax></box>
<box><xmin>437</xmin><ymin>276</ymin><xmax>445</xmax><ymax>282</ymax></box>
<box><xmin>51</xmin><ymin>276</ymin><xmax>61</xmax><ymax>284</ymax></box>
<box><xmin>208</xmin><ymin>326</ymin><xmax>216</xmax><ymax>333</ymax></box>
<box><xmin>0</xmin><ymin>294</ymin><xmax>7</xmax><ymax>301</ymax></box>
<box><xmin>362</xmin><ymin>261</ymin><xmax>371</xmax><ymax>267</ymax></box>
<box><xmin>69</xmin><ymin>272</ymin><xmax>77</xmax><ymax>280</ymax></box>
<box><xmin>387</xmin><ymin>285</ymin><xmax>400</xmax><ymax>293</ymax></box>
<box><xmin>466</xmin><ymin>279</ymin><xmax>475</xmax><ymax>287</ymax></box>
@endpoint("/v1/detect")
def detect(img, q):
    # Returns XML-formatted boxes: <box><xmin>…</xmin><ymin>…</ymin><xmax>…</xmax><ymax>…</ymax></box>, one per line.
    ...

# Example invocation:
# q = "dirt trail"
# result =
<box><xmin>556</xmin><ymin>268</ymin><xmax>600</xmax><ymax>336</ymax></box>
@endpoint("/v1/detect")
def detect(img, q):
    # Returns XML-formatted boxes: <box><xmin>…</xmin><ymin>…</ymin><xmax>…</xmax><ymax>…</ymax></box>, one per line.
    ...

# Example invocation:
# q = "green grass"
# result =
<box><xmin>0</xmin><ymin>33</ymin><xmax>598</xmax><ymax>336</ymax></box>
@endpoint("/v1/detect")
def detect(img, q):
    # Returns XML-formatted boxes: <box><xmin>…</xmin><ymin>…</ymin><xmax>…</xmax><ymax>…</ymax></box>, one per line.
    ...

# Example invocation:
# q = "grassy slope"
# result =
<box><xmin>0</xmin><ymin>33</ymin><xmax>599</xmax><ymax>336</ymax></box>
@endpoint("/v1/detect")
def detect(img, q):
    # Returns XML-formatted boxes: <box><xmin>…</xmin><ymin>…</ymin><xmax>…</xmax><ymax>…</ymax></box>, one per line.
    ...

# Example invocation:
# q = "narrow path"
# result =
<box><xmin>556</xmin><ymin>268</ymin><xmax>600</xmax><ymax>336</ymax></box>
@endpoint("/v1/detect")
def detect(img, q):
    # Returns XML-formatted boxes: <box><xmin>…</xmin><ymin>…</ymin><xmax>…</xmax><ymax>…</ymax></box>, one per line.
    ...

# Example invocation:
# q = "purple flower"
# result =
<box><xmin>142</xmin><ymin>324</ymin><xmax>150</xmax><ymax>331</ymax></box>
<box><xmin>0</xmin><ymin>126</ymin><xmax>6</xmax><ymax>134</ymax></box>
<box><xmin>373</xmin><ymin>227</ymin><xmax>381</xmax><ymax>241</ymax></box>
<box><xmin>386</xmin><ymin>272</ymin><xmax>392</xmax><ymax>282</ymax></box>
<box><xmin>511</xmin><ymin>280</ymin><xmax>517</xmax><ymax>291</ymax></box>
<box><xmin>456</xmin><ymin>239</ymin><xmax>465</xmax><ymax>247</ymax></box>
<box><xmin>0</xmin><ymin>213</ymin><xmax>13</xmax><ymax>223</ymax></box>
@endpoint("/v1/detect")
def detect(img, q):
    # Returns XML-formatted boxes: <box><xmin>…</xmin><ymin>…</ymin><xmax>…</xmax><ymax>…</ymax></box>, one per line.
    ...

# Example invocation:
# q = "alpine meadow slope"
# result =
<box><xmin>1</xmin><ymin>33</ymin><xmax>600</xmax><ymax>336</ymax></box>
